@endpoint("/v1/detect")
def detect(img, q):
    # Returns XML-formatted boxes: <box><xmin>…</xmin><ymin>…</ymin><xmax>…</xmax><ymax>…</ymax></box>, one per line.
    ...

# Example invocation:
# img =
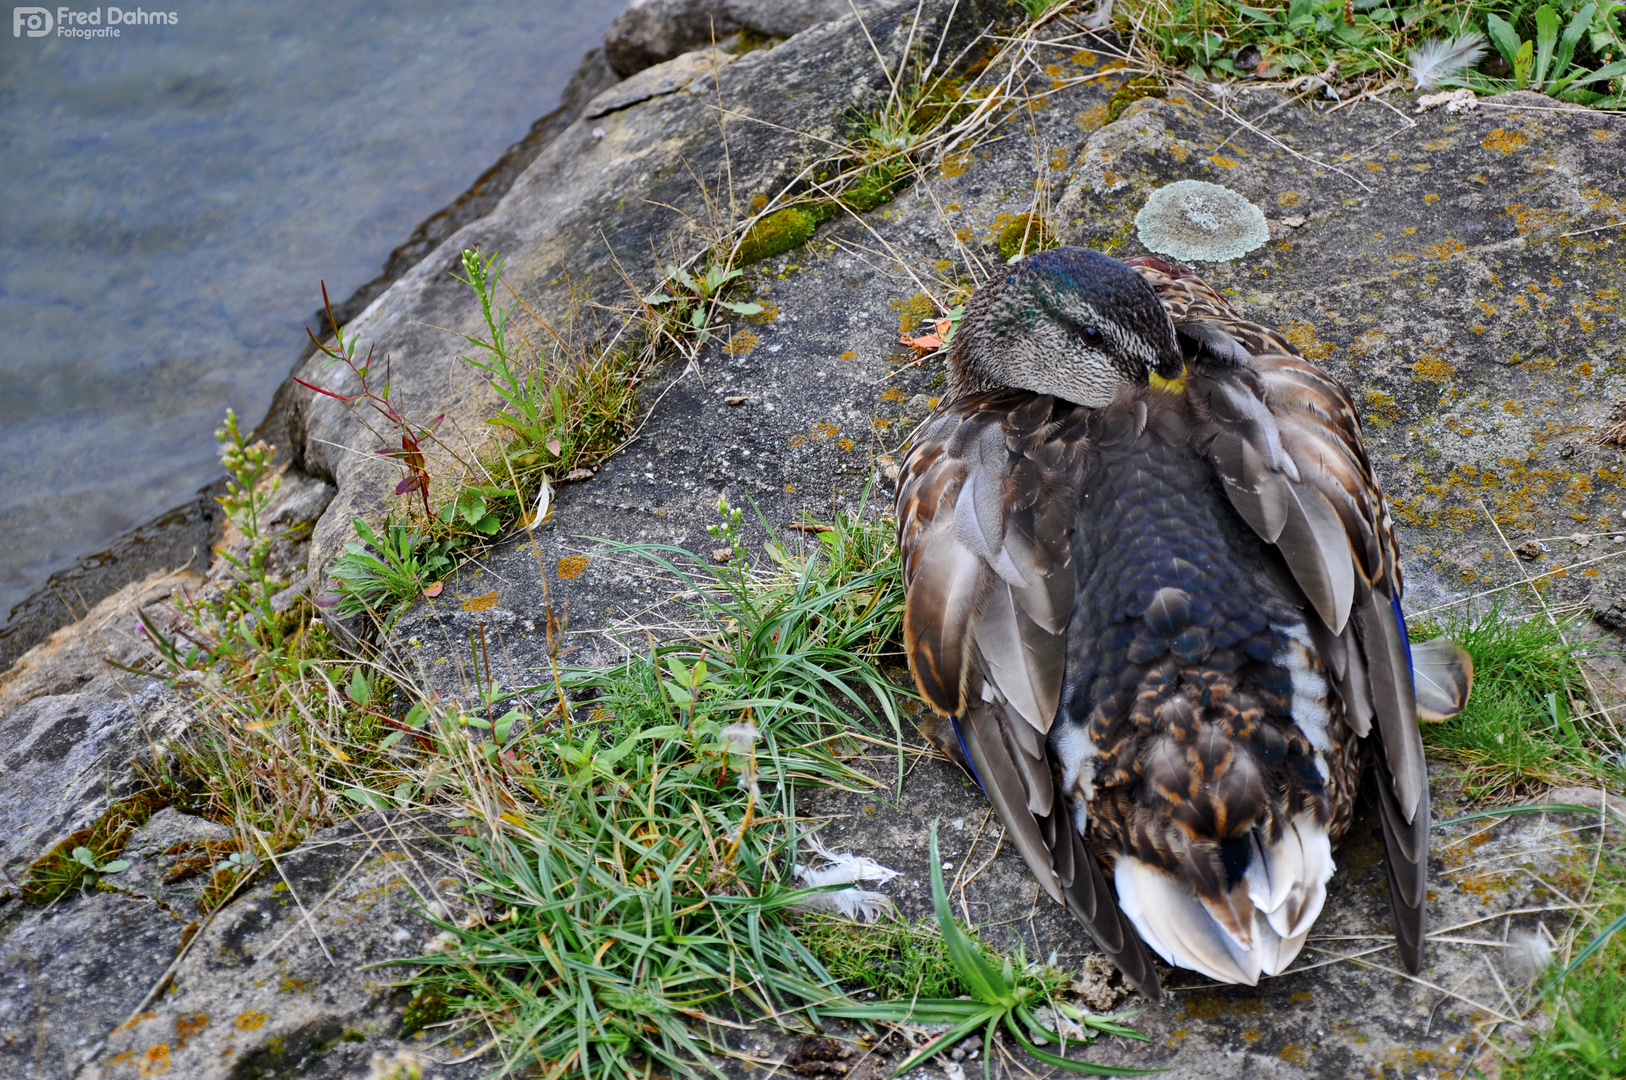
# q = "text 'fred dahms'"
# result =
<box><xmin>12</xmin><ymin>7</ymin><xmax>178</xmax><ymax>38</ymax></box>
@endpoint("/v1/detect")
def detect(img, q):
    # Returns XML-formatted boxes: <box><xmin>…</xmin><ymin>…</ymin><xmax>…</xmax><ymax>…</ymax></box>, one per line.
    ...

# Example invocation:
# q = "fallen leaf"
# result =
<box><xmin>712</xmin><ymin>547</ymin><xmax>734</xmax><ymax>564</ymax></box>
<box><xmin>423</xmin><ymin>582</ymin><xmax>444</xmax><ymax>598</ymax></box>
<box><xmin>545</xmin><ymin>438</ymin><xmax>562</xmax><ymax>456</ymax></box>
<box><xmin>899</xmin><ymin>332</ymin><xmax>941</xmax><ymax>353</ymax></box>
<box><xmin>724</xmin><ymin>395</ymin><xmax>747</xmax><ymax>405</ymax></box>
<box><xmin>897</xmin><ymin>318</ymin><xmax>956</xmax><ymax>354</ymax></box>
<box><xmin>564</xmin><ymin>467</ymin><xmax>594</xmax><ymax>481</ymax></box>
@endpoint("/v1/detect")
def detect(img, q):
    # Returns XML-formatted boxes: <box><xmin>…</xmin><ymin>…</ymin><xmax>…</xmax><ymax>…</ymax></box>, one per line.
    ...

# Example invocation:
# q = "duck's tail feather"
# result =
<box><xmin>1411</xmin><ymin>636</ymin><xmax>1474</xmax><ymax>721</ymax></box>
<box><xmin>1115</xmin><ymin>814</ymin><xmax>1333</xmax><ymax>985</ymax></box>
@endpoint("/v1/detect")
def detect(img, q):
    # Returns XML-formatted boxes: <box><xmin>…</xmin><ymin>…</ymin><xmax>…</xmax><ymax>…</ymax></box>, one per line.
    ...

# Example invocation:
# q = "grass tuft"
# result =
<box><xmin>1414</xmin><ymin>604</ymin><xmax>1620</xmax><ymax>800</ymax></box>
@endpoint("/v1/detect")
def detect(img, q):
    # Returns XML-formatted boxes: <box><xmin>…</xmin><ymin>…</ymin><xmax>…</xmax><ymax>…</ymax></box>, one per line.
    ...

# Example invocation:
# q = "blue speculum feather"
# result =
<box><xmin>951</xmin><ymin>715</ymin><xmax>987</xmax><ymax>794</ymax></box>
<box><xmin>1392</xmin><ymin>595</ymin><xmax>1415</xmax><ymax>675</ymax></box>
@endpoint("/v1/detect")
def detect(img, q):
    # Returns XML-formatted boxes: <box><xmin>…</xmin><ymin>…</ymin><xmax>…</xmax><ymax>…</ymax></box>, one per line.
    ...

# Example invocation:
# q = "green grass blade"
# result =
<box><xmin>1552</xmin><ymin>910</ymin><xmax>1626</xmax><ymax>986</ymax></box>
<box><xmin>1006</xmin><ymin>1016</ymin><xmax>1165</xmax><ymax>1076</ymax></box>
<box><xmin>929</xmin><ymin>821</ymin><xmax>1014</xmax><ymax>1006</ymax></box>
<box><xmin>1437</xmin><ymin>803</ymin><xmax>1615</xmax><ymax>828</ymax></box>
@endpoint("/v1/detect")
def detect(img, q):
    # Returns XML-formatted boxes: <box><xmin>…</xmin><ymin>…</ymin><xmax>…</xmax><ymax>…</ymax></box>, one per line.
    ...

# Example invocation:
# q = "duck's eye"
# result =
<box><xmin>1082</xmin><ymin>327</ymin><xmax>1105</xmax><ymax>346</ymax></box>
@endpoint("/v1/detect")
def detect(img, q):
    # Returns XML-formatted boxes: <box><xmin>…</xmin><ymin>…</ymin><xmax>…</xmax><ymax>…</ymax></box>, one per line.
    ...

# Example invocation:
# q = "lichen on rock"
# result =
<box><xmin>1134</xmin><ymin>179</ymin><xmax>1269</xmax><ymax>263</ymax></box>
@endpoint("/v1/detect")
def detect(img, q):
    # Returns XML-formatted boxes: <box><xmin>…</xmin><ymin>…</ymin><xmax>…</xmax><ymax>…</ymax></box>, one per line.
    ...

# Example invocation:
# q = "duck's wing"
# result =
<box><xmin>897</xmin><ymin>389</ymin><xmax>1162</xmax><ymax>997</ymax></box>
<box><xmin>1126</xmin><ymin>255</ymin><xmax>1471</xmax><ymax>975</ymax></box>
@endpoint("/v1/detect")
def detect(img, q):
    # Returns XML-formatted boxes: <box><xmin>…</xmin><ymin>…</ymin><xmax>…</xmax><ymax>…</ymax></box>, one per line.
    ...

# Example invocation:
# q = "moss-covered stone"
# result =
<box><xmin>736</xmin><ymin>206</ymin><xmax>820</xmax><ymax>265</ymax></box>
<box><xmin>996</xmin><ymin>212</ymin><xmax>1058</xmax><ymax>261</ymax></box>
<box><xmin>1107</xmin><ymin>74</ymin><xmax>1166</xmax><ymax>123</ymax></box>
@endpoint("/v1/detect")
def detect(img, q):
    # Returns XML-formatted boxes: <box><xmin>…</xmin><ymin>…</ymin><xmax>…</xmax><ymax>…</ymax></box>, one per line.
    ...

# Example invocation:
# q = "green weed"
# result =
<box><xmin>454</xmin><ymin>249</ymin><xmax>655</xmax><ymax>511</ymax></box>
<box><xmin>1113</xmin><ymin>0</ymin><xmax>1626</xmax><ymax>106</ymax></box>
<box><xmin>823</xmin><ymin>823</ymin><xmax>1154</xmax><ymax>1078</ymax></box>
<box><xmin>323</xmin><ymin>517</ymin><xmax>456</xmax><ymax>625</ymax></box>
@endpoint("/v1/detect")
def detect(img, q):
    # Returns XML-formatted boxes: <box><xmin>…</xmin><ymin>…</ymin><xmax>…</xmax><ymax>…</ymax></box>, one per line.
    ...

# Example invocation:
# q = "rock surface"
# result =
<box><xmin>602</xmin><ymin>0</ymin><xmax>880</xmax><ymax>76</ymax></box>
<box><xmin>86</xmin><ymin>813</ymin><xmax>484</xmax><ymax>1080</ymax></box>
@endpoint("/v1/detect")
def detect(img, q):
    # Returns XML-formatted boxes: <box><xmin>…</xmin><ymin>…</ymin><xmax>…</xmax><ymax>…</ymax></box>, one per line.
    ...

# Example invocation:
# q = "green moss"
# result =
<box><xmin>735</xmin><ymin>206</ymin><xmax>820</xmax><ymax>265</ymax></box>
<box><xmin>1107</xmin><ymin>74</ymin><xmax>1166</xmax><ymax>123</ymax></box>
<box><xmin>840</xmin><ymin>165</ymin><xmax>911</xmax><ymax>212</ymax></box>
<box><xmin>399</xmin><ymin>987</ymin><xmax>453</xmax><ymax>1038</ymax></box>
<box><xmin>22</xmin><ymin>786</ymin><xmax>171</xmax><ymax>905</ymax></box>
<box><xmin>997</xmin><ymin>213</ymin><xmax>1058</xmax><ymax>261</ymax></box>
<box><xmin>795</xmin><ymin>914</ymin><xmax>962</xmax><ymax>999</ymax></box>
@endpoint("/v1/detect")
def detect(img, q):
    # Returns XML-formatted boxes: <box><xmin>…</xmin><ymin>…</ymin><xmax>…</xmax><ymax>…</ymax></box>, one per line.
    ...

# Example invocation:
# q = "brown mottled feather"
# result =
<box><xmin>897</xmin><ymin>391</ymin><xmax>1161</xmax><ymax>996</ymax></box>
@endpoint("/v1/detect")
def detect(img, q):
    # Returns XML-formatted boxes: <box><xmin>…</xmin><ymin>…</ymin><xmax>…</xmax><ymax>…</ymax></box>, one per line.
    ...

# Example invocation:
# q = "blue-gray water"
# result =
<box><xmin>0</xmin><ymin>0</ymin><xmax>622</xmax><ymax>620</ymax></box>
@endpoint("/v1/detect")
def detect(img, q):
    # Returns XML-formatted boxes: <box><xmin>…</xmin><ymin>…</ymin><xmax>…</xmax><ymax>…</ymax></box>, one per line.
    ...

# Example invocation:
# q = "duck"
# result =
<box><xmin>896</xmin><ymin>246</ymin><xmax>1472</xmax><ymax>998</ymax></box>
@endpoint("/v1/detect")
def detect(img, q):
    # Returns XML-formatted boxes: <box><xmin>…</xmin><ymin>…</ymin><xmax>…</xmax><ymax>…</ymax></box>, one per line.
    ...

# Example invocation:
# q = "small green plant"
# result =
<box><xmin>323</xmin><ymin>518</ymin><xmax>455</xmax><ymax>624</ymax></box>
<box><xmin>824</xmin><ymin>823</ymin><xmax>1154</xmax><ymax>1078</ymax></box>
<box><xmin>21</xmin><ymin>787</ymin><xmax>167</xmax><ymax>904</ymax></box>
<box><xmin>643</xmin><ymin>260</ymin><xmax>764</xmax><ymax>345</ymax></box>
<box><xmin>452</xmin><ymin>247</ymin><xmax>664</xmax><ymax>514</ymax></box>
<box><xmin>1478</xmin><ymin>3</ymin><xmax>1626</xmax><ymax>98</ymax></box>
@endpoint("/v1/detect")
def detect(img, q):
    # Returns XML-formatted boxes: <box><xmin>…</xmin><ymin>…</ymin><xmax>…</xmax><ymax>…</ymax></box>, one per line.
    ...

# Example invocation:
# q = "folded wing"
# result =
<box><xmin>897</xmin><ymin>390</ymin><xmax>1161</xmax><ymax>997</ymax></box>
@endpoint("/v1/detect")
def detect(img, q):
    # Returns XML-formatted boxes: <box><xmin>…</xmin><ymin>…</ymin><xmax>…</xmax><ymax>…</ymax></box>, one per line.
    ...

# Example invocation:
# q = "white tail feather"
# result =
<box><xmin>1117</xmin><ymin>815</ymin><xmax>1332</xmax><ymax>984</ymax></box>
<box><xmin>1245</xmin><ymin>814</ymin><xmax>1333</xmax><ymax>940</ymax></box>
<box><xmin>1116</xmin><ymin>858</ymin><xmax>1261</xmax><ymax>986</ymax></box>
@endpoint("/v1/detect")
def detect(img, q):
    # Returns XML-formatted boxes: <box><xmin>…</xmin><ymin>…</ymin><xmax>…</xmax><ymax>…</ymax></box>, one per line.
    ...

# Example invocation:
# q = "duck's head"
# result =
<box><xmin>946</xmin><ymin>246</ymin><xmax>1183</xmax><ymax>406</ymax></box>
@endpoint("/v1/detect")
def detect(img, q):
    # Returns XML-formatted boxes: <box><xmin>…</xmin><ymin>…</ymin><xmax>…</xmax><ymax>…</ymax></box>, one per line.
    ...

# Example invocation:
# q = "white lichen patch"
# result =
<box><xmin>1135</xmin><ymin>179</ymin><xmax>1269</xmax><ymax>262</ymax></box>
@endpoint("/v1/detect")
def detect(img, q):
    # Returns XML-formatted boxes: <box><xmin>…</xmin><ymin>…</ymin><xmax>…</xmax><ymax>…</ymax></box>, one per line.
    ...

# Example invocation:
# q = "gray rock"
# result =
<box><xmin>0</xmin><ymin>890</ymin><xmax>187</xmax><ymax>1079</ymax></box>
<box><xmin>0</xmin><ymin>687</ymin><xmax>188</xmax><ymax>888</ymax></box>
<box><xmin>584</xmin><ymin>46</ymin><xmax>740</xmax><ymax>119</ymax></box>
<box><xmin>85</xmin><ymin>813</ymin><xmax>488</xmax><ymax>1080</ymax></box>
<box><xmin>602</xmin><ymin>0</ymin><xmax>879</xmax><ymax>76</ymax></box>
<box><xmin>112</xmin><ymin>808</ymin><xmax>234</xmax><ymax>915</ymax></box>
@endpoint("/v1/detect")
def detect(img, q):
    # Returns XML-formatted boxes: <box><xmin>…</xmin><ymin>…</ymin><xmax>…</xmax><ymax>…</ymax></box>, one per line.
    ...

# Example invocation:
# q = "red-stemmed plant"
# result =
<box><xmin>295</xmin><ymin>281</ymin><xmax>444</xmax><ymax>518</ymax></box>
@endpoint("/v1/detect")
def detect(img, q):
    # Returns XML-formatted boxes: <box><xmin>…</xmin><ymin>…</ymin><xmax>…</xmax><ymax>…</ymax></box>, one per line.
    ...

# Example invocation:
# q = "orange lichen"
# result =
<box><xmin>555</xmin><ymin>555</ymin><xmax>589</xmax><ymax>580</ymax></box>
<box><xmin>173</xmin><ymin>1014</ymin><xmax>208</xmax><ymax>1049</ymax></box>
<box><xmin>1365</xmin><ymin>391</ymin><xmax>1400</xmax><ymax>428</ymax></box>
<box><xmin>725</xmin><ymin>330</ymin><xmax>759</xmax><ymax>355</ymax></box>
<box><xmin>461</xmin><ymin>592</ymin><xmax>498</xmax><ymax>612</ymax></box>
<box><xmin>1280</xmin><ymin>320</ymin><xmax>1333</xmax><ymax>360</ymax></box>
<box><xmin>139</xmin><ymin>1044</ymin><xmax>172</xmax><ymax>1077</ymax></box>
<box><xmin>811</xmin><ymin>422</ymin><xmax>837</xmax><ymax>440</ymax></box>
<box><xmin>1411</xmin><ymin>353</ymin><xmax>1455</xmax><ymax>383</ymax></box>
<box><xmin>1424</xmin><ymin>237</ymin><xmax>1467</xmax><ymax>259</ymax></box>
<box><xmin>1482</xmin><ymin>127</ymin><xmax>1529</xmax><ymax>155</ymax></box>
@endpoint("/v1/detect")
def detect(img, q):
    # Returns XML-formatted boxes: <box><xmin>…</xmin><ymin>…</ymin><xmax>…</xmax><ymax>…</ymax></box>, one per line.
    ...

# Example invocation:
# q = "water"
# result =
<box><xmin>0</xmin><ymin>0</ymin><xmax>623</xmax><ymax>621</ymax></box>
